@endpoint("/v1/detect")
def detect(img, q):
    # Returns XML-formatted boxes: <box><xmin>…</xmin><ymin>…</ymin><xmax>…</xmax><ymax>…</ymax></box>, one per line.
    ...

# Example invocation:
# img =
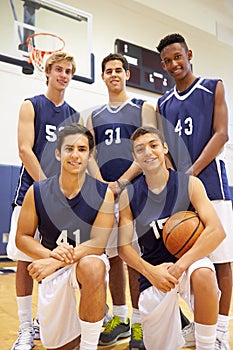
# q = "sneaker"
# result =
<box><xmin>215</xmin><ymin>330</ymin><xmax>230</xmax><ymax>350</ymax></box>
<box><xmin>99</xmin><ymin>315</ymin><xmax>130</xmax><ymax>345</ymax></box>
<box><xmin>33</xmin><ymin>317</ymin><xmax>40</xmax><ymax>340</ymax></box>
<box><xmin>11</xmin><ymin>322</ymin><xmax>35</xmax><ymax>350</ymax></box>
<box><xmin>182</xmin><ymin>322</ymin><xmax>195</xmax><ymax>347</ymax></box>
<box><xmin>129</xmin><ymin>323</ymin><xmax>146</xmax><ymax>350</ymax></box>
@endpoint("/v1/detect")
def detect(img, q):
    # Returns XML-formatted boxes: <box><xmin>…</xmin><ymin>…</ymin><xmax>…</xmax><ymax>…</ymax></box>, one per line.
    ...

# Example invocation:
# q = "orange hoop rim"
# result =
<box><xmin>26</xmin><ymin>32</ymin><xmax>65</xmax><ymax>65</ymax></box>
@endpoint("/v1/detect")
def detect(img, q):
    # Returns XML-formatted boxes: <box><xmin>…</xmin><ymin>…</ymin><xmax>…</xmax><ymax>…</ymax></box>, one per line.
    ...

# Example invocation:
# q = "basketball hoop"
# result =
<box><xmin>26</xmin><ymin>32</ymin><xmax>65</xmax><ymax>72</ymax></box>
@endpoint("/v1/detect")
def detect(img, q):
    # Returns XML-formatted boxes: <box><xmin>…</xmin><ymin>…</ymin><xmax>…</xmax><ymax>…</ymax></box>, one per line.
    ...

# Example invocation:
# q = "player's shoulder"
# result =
<box><xmin>198</xmin><ymin>77</ymin><xmax>221</xmax><ymax>92</ymax></box>
<box><xmin>157</xmin><ymin>87</ymin><xmax>174</xmax><ymax>105</ymax></box>
<box><xmin>91</xmin><ymin>104</ymin><xmax>108</xmax><ymax>120</ymax></box>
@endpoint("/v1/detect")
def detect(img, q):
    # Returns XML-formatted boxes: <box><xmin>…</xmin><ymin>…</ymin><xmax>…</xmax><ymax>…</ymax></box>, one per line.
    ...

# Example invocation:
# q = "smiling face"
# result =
<box><xmin>160</xmin><ymin>43</ymin><xmax>192</xmax><ymax>83</ymax></box>
<box><xmin>101</xmin><ymin>59</ymin><xmax>130</xmax><ymax>93</ymax></box>
<box><xmin>56</xmin><ymin>133</ymin><xmax>90</xmax><ymax>176</ymax></box>
<box><xmin>132</xmin><ymin>132</ymin><xmax>168</xmax><ymax>173</ymax></box>
<box><xmin>46</xmin><ymin>59</ymin><xmax>73</xmax><ymax>90</ymax></box>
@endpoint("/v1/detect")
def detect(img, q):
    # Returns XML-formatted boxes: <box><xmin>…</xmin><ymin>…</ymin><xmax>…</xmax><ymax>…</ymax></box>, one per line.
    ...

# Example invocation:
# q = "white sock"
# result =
<box><xmin>131</xmin><ymin>308</ymin><xmax>141</xmax><ymax>325</ymax></box>
<box><xmin>16</xmin><ymin>295</ymin><xmax>32</xmax><ymax>326</ymax></box>
<box><xmin>79</xmin><ymin>319</ymin><xmax>103</xmax><ymax>350</ymax></box>
<box><xmin>195</xmin><ymin>322</ymin><xmax>216</xmax><ymax>350</ymax></box>
<box><xmin>112</xmin><ymin>305</ymin><xmax>128</xmax><ymax>323</ymax></box>
<box><xmin>217</xmin><ymin>314</ymin><xmax>229</xmax><ymax>333</ymax></box>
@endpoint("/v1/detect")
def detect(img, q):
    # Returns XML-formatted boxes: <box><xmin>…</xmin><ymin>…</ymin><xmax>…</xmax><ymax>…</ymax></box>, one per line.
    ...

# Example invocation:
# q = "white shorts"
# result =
<box><xmin>106</xmin><ymin>202</ymin><xmax>140</xmax><ymax>258</ymax></box>
<box><xmin>139</xmin><ymin>257</ymin><xmax>218</xmax><ymax>350</ymax></box>
<box><xmin>38</xmin><ymin>254</ymin><xmax>109</xmax><ymax>349</ymax></box>
<box><xmin>7</xmin><ymin>206</ymin><xmax>40</xmax><ymax>262</ymax></box>
<box><xmin>209</xmin><ymin>200</ymin><xmax>233</xmax><ymax>263</ymax></box>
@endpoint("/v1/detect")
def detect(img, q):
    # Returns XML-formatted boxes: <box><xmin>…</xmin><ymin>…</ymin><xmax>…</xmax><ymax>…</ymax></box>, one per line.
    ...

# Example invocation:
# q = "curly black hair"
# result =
<box><xmin>157</xmin><ymin>33</ymin><xmax>188</xmax><ymax>53</ymax></box>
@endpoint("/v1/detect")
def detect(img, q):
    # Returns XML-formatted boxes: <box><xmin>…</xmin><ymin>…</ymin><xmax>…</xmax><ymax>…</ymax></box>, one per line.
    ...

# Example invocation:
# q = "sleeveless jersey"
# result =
<box><xmin>91</xmin><ymin>98</ymin><xmax>144</xmax><ymax>181</ymax></box>
<box><xmin>127</xmin><ymin>169</ymin><xmax>192</xmax><ymax>292</ymax></box>
<box><xmin>14</xmin><ymin>94</ymin><xmax>80</xmax><ymax>205</ymax></box>
<box><xmin>33</xmin><ymin>174</ymin><xmax>108</xmax><ymax>250</ymax></box>
<box><xmin>158</xmin><ymin>77</ymin><xmax>231</xmax><ymax>201</ymax></box>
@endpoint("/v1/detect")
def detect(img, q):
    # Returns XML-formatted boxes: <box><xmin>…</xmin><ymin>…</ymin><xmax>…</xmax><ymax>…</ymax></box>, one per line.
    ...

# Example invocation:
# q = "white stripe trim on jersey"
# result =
<box><xmin>215</xmin><ymin>156</ymin><xmax>226</xmax><ymax>199</ymax></box>
<box><xmin>106</xmin><ymin>97</ymin><xmax>137</xmax><ymax>114</ymax></box>
<box><xmin>13</xmin><ymin>165</ymin><xmax>24</xmax><ymax>205</ymax></box>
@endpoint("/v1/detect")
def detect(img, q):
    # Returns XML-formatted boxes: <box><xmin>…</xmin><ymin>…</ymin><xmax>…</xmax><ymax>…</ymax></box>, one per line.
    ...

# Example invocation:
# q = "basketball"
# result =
<box><xmin>162</xmin><ymin>211</ymin><xmax>204</xmax><ymax>258</ymax></box>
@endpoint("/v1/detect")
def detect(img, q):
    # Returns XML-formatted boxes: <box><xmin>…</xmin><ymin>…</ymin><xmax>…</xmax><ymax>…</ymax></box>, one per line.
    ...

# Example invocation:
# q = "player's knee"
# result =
<box><xmin>191</xmin><ymin>268</ymin><xmax>218</xmax><ymax>295</ymax></box>
<box><xmin>77</xmin><ymin>257</ymin><xmax>106</xmax><ymax>286</ymax></box>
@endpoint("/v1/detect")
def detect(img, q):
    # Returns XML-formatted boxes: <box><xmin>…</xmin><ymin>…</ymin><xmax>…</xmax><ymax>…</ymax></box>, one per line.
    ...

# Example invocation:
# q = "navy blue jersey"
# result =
<box><xmin>33</xmin><ymin>174</ymin><xmax>108</xmax><ymax>250</ymax></box>
<box><xmin>92</xmin><ymin>98</ymin><xmax>144</xmax><ymax>181</ymax></box>
<box><xmin>158</xmin><ymin>78</ymin><xmax>231</xmax><ymax>200</ymax></box>
<box><xmin>14</xmin><ymin>94</ymin><xmax>80</xmax><ymax>205</ymax></box>
<box><xmin>127</xmin><ymin>169</ymin><xmax>193</xmax><ymax>292</ymax></box>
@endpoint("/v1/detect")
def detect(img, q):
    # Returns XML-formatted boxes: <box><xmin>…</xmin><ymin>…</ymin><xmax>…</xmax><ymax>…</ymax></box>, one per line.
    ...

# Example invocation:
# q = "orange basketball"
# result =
<box><xmin>162</xmin><ymin>211</ymin><xmax>204</xmax><ymax>258</ymax></box>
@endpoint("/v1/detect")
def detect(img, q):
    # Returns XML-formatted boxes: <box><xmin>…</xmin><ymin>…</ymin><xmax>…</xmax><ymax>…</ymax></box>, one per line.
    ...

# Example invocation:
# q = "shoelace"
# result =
<box><xmin>103</xmin><ymin>316</ymin><xmax>123</xmax><ymax>333</ymax></box>
<box><xmin>131</xmin><ymin>323</ymin><xmax>143</xmax><ymax>341</ymax></box>
<box><xmin>15</xmin><ymin>327</ymin><xmax>34</xmax><ymax>348</ymax></box>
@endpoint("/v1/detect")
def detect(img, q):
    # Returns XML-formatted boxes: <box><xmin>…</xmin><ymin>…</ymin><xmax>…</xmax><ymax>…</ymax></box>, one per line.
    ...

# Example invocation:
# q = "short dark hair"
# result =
<box><xmin>101</xmin><ymin>53</ymin><xmax>129</xmax><ymax>73</ymax></box>
<box><xmin>157</xmin><ymin>33</ymin><xmax>188</xmax><ymax>53</ymax></box>
<box><xmin>56</xmin><ymin>123</ymin><xmax>94</xmax><ymax>153</ymax></box>
<box><xmin>131</xmin><ymin>126</ymin><xmax>165</xmax><ymax>147</ymax></box>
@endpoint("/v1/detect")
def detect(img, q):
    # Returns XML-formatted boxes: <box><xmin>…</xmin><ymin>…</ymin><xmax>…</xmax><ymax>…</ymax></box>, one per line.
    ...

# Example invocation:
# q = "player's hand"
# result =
<box><xmin>50</xmin><ymin>243</ymin><xmax>75</xmax><ymax>264</ymax></box>
<box><xmin>148</xmin><ymin>263</ymin><xmax>179</xmax><ymax>293</ymax></box>
<box><xmin>167</xmin><ymin>262</ymin><xmax>184</xmax><ymax>280</ymax></box>
<box><xmin>108</xmin><ymin>181</ymin><xmax>122</xmax><ymax>199</ymax></box>
<box><xmin>27</xmin><ymin>258</ymin><xmax>61</xmax><ymax>282</ymax></box>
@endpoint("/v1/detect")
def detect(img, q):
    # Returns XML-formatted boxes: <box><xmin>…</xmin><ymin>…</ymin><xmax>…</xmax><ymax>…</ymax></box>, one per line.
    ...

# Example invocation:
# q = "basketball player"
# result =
<box><xmin>156</xmin><ymin>33</ymin><xmax>233</xmax><ymax>350</ymax></box>
<box><xmin>7</xmin><ymin>52</ymin><xmax>83</xmax><ymax>350</ymax></box>
<box><xmin>119</xmin><ymin>126</ymin><xmax>226</xmax><ymax>350</ymax></box>
<box><xmin>15</xmin><ymin>123</ymin><xmax>114</xmax><ymax>350</ymax></box>
<box><xmin>86</xmin><ymin>53</ymin><xmax>156</xmax><ymax>348</ymax></box>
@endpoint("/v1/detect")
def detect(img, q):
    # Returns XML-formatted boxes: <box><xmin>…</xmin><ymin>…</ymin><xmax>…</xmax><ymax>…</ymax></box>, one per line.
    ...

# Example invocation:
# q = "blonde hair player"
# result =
<box><xmin>7</xmin><ymin>51</ymin><xmax>83</xmax><ymax>350</ymax></box>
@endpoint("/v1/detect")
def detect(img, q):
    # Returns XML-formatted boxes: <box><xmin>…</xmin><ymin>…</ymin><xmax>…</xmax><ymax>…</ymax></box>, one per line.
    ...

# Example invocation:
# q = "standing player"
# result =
<box><xmin>7</xmin><ymin>51</ymin><xmax>83</xmax><ymax>350</ymax></box>
<box><xmin>119</xmin><ymin>126</ymin><xmax>226</xmax><ymax>350</ymax></box>
<box><xmin>86</xmin><ymin>53</ymin><xmax>156</xmax><ymax>348</ymax></box>
<box><xmin>15</xmin><ymin>123</ymin><xmax>114</xmax><ymax>350</ymax></box>
<box><xmin>156</xmin><ymin>33</ymin><xmax>233</xmax><ymax>349</ymax></box>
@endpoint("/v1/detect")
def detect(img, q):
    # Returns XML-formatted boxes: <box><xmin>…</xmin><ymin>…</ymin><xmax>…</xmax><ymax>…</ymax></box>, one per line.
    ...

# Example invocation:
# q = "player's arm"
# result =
<box><xmin>16</xmin><ymin>186</ymin><xmax>51</xmax><ymax>259</ymax></box>
<box><xmin>156</xmin><ymin>105</ymin><xmax>175</xmax><ymax>169</ymax></box>
<box><xmin>141</xmin><ymin>102</ymin><xmax>157</xmax><ymax>127</ymax></box>
<box><xmin>18</xmin><ymin>100</ymin><xmax>47</xmax><ymax>181</ymax></box>
<box><xmin>86</xmin><ymin>114</ymin><xmax>105</xmax><ymax>181</ymax></box>
<box><xmin>77</xmin><ymin>115</ymin><xmax>84</xmax><ymax>126</ymax></box>
<box><xmin>118</xmin><ymin>190</ymin><xmax>178</xmax><ymax>293</ymax></box>
<box><xmin>186</xmin><ymin>80</ymin><xmax>229</xmax><ymax>176</ymax></box>
<box><xmin>170</xmin><ymin>176</ymin><xmax>226</xmax><ymax>278</ymax></box>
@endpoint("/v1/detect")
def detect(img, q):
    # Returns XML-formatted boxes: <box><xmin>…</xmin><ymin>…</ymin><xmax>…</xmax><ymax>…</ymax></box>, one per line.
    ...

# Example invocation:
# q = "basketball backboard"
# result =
<box><xmin>0</xmin><ymin>0</ymin><xmax>94</xmax><ymax>83</ymax></box>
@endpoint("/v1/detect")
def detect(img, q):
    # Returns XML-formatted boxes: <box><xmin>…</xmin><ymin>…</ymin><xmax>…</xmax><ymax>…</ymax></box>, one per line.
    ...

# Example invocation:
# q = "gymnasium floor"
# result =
<box><xmin>1</xmin><ymin>260</ymin><xmax>232</xmax><ymax>350</ymax></box>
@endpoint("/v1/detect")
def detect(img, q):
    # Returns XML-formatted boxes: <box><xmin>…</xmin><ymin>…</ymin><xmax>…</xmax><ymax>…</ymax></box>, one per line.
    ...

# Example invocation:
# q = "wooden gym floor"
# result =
<box><xmin>0</xmin><ymin>260</ymin><xmax>233</xmax><ymax>350</ymax></box>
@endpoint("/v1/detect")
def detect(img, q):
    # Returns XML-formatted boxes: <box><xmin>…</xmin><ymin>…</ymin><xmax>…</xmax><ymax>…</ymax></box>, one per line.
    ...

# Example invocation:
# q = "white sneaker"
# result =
<box><xmin>215</xmin><ymin>330</ymin><xmax>230</xmax><ymax>350</ymax></box>
<box><xmin>182</xmin><ymin>322</ymin><xmax>195</xmax><ymax>347</ymax></box>
<box><xmin>33</xmin><ymin>317</ymin><xmax>40</xmax><ymax>340</ymax></box>
<box><xmin>11</xmin><ymin>322</ymin><xmax>35</xmax><ymax>350</ymax></box>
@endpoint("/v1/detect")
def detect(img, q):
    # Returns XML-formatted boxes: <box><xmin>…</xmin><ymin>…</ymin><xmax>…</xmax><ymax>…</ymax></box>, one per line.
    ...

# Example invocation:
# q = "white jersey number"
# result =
<box><xmin>174</xmin><ymin>117</ymin><xmax>193</xmax><ymax>136</ymax></box>
<box><xmin>56</xmin><ymin>229</ymin><xmax>81</xmax><ymax>247</ymax></box>
<box><xmin>105</xmin><ymin>127</ymin><xmax>121</xmax><ymax>145</ymax></box>
<box><xmin>46</xmin><ymin>124</ymin><xmax>57</xmax><ymax>142</ymax></box>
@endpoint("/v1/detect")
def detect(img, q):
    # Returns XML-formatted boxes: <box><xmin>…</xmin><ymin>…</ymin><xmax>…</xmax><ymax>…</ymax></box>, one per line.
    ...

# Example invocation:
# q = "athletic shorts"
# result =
<box><xmin>38</xmin><ymin>254</ymin><xmax>109</xmax><ymax>349</ymax></box>
<box><xmin>139</xmin><ymin>257</ymin><xmax>219</xmax><ymax>350</ymax></box>
<box><xmin>106</xmin><ymin>201</ymin><xmax>140</xmax><ymax>258</ymax></box>
<box><xmin>209</xmin><ymin>200</ymin><xmax>233</xmax><ymax>263</ymax></box>
<box><xmin>7</xmin><ymin>206</ymin><xmax>40</xmax><ymax>262</ymax></box>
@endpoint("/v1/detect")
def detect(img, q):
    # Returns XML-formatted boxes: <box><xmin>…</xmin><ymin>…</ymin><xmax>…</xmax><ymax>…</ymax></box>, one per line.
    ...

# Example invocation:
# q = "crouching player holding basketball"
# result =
<box><xmin>119</xmin><ymin>126</ymin><xmax>226</xmax><ymax>350</ymax></box>
<box><xmin>16</xmin><ymin>124</ymin><xmax>114</xmax><ymax>350</ymax></box>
